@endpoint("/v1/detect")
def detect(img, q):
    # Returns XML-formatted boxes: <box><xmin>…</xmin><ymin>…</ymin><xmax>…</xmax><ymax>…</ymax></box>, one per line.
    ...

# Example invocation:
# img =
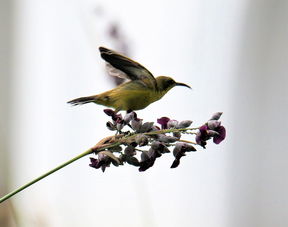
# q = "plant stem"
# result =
<box><xmin>178</xmin><ymin>139</ymin><xmax>197</xmax><ymax>145</ymax></box>
<box><xmin>0</xmin><ymin>148</ymin><xmax>93</xmax><ymax>204</ymax></box>
<box><xmin>144</xmin><ymin>127</ymin><xmax>199</xmax><ymax>135</ymax></box>
<box><xmin>0</xmin><ymin>141</ymin><xmax>122</xmax><ymax>204</ymax></box>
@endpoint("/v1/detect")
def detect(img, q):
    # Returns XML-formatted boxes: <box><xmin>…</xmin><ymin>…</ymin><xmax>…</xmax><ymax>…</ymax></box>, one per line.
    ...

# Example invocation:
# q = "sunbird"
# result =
<box><xmin>68</xmin><ymin>47</ymin><xmax>191</xmax><ymax>111</ymax></box>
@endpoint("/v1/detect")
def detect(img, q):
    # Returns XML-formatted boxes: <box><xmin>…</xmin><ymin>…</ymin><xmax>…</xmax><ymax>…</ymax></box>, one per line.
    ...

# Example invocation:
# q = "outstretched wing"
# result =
<box><xmin>99</xmin><ymin>47</ymin><xmax>157</xmax><ymax>90</ymax></box>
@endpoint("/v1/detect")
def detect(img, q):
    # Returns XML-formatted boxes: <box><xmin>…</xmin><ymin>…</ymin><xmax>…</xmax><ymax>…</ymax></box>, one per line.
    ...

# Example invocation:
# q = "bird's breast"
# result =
<box><xmin>111</xmin><ymin>89</ymin><xmax>161</xmax><ymax>110</ymax></box>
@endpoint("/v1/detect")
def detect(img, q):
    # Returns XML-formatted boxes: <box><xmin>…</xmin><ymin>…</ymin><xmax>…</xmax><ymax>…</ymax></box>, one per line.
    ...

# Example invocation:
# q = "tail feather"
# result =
<box><xmin>67</xmin><ymin>96</ymin><xmax>96</xmax><ymax>106</ymax></box>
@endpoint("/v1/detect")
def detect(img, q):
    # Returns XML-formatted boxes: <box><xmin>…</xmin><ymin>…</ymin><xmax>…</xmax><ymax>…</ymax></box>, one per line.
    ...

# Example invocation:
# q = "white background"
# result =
<box><xmin>0</xmin><ymin>0</ymin><xmax>287</xmax><ymax>226</ymax></box>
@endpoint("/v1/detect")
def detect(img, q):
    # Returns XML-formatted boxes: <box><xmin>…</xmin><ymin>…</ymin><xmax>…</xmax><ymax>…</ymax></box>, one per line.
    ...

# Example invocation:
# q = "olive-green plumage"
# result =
<box><xmin>68</xmin><ymin>47</ymin><xmax>190</xmax><ymax>111</ymax></box>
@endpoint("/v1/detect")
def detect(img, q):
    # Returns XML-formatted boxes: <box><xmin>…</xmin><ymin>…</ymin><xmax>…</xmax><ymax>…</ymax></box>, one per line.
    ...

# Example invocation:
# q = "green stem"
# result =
<box><xmin>0</xmin><ymin>142</ymin><xmax>120</xmax><ymax>204</ymax></box>
<box><xmin>144</xmin><ymin>127</ymin><xmax>199</xmax><ymax>135</ymax></box>
<box><xmin>0</xmin><ymin>148</ymin><xmax>92</xmax><ymax>204</ymax></box>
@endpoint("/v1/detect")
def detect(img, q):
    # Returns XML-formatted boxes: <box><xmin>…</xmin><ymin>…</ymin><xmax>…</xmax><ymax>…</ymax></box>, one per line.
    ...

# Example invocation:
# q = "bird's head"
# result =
<box><xmin>156</xmin><ymin>76</ymin><xmax>191</xmax><ymax>93</ymax></box>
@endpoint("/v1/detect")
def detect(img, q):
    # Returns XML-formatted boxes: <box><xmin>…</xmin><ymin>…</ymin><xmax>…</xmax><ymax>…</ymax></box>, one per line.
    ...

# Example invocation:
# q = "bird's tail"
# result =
<box><xmin>67</xmin><ymin>95</ymin><xmax>96</xmax><ymax>106</ymax></box>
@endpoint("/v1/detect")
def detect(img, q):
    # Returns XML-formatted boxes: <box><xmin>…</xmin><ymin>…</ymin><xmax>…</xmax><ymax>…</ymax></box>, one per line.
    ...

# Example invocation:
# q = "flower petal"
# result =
<box><xmin>103</xmin><ymin>109</ymin><xmax>115</xmax><ymax>116</ymax></box>
<box><xmin>157</xmin><ymin>117</ymin><xmax>170</xmax><ymax>129</ymax></box>
<box><xmin>213</xmin><ymin>126</ymin><xmax>226</xmax><ymax>144</ymax></box>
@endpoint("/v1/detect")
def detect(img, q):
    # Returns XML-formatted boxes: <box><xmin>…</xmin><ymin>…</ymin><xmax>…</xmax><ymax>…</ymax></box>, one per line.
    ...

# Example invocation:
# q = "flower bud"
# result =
<box><xmin>173</xmin><ymin>143</ymin><xmax>183</xmax><ymax>157</ymax></box>
<box><xmin>167</xmin><ymin>120</ymin><xmax>178</xmax><ymax>128</ymax></box>
<box><xmin>151</xmin><ymin>141</ymin><xmax>170</xmax><ymax>154</ymax></box>
<box><xmin>171</xmin><ymin>143</ymin><xmax>196</xmax><ymax>168</ymax></box>
<box><xmin>210</xmin><ymin>112</ymin><xmax>222</xmax><ymax>120</ymax></box>
<box><xmin>131</xmin><ymin>119</ymin><xmax>143</xmax><ymax>132</ymax></box>
<box><xmin>171</xmin><ymin>143</ymin><xmax>185</xmax><ymax>168</ymax></box>
<box><xmin>124</xmin><ymin>111</ymin><xmax>136</xmax><ymax>124</ymax></box>
<box><xmin>140</xmin><ymin>151</ymin><xmax>150</xmax><ymax>162</ymax></box>
<box><xmin>157</xmin><ymin>134</ymin><xmax>178</xmax><ymax>143</ymax></box>
<box><xmin>124</xmin><ymin>145</ymin><xmax>136</xmax><ymax>156</ymax></box>
<box><xmin>139</xmin><ymin>122</ymin><xmax>154</xmax><ymax>133</ymax></box>
<box><xmin>171</xmin><ymin>159</ymin><xmax>180</xmax><ymax>168</ymax></box>
<box><xmin>126</xmin><ymin>156</ymin><xmax>140</xmax><ymax>166</ymax></box>
<box><xmin>89</xmin><ymin>157</ymin><xmax>100</xmax><ymax>168</ymax></box>
<box><xmin>176</xmin><ymin>120</ymin><xmax>193</xmax><ymax>129</ymax></box>
<box><xmin>148</xmin><ymin>147</ymin><xmax>161</xmax><ymax>158</ymax></box>
<box><xmin>135</xmin><ymin>134</ymin><xmax>149</xmax><ymax>146</ymax></box>
<box><xmin>150</xmin><ymin>141</ymin><xmax>162</xmax><ymax>150</ymax></box>
<box><xmin>182</xmin><ymin>143</ymin><xmax>197</xmax><ymax>152</ymax></box>
<box><xmin>173</xmin><ymin>131</ymin><xmax>181</xmax><ymax>139</ymax></box>
<box><xmin>207</xmin><ymin>120</ymin><xmax>221</xmax><ymax>130</ymax></box>
<box><xmin>89</xmin><ymin>153</ymin><xmax>112</xmax><ymax>172</ymax></box>
<box><xmin>161</xmin><ymin>145</ymin><xmax>170</xmax><ymax>153</ymax></box>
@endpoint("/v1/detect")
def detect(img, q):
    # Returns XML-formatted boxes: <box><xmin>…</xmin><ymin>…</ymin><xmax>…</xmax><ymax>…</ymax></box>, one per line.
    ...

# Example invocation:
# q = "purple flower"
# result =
<box><xmin>138</xmin><ymin>142</ymin><xmax>169</xmax><ymax>172</ymax></box>
<box><xmin>213</xmin><ymin>125</ymin><xmax>226</xmax><ymax>144</ymax></box>
<box><xmin>195</xmin><ymin>125</ymin><xmax>210</xmax><ymax>148</ymax></box>
<box><xmin>103</xmin><ymin>109</ymin><xmax>123</xmax><ymax>123</ymax></box>
<box><xmin>89</xmin><ymin>110</ymin><xmax>226</xmax><ymax>172</ymax></box>
<box><xmin>103</xmin><ymin>108</ymin><xmax>115</xmax><ymax>117</ymax></box>
<box><xmin>207</xmin><ymin>116</ymin><xmax>226</xmax><ymax>144</ymax></box>
<box><xmin>195</xmin><ymin>113</ymin><xmax>226</xmax><ymax>147</ymax></box>
<box><xmin>120</xmin><ymin>146</ymin><xmax>140</xmax><ymax>167</ymax></box>
<box><xmin>89</xmin><ymin>151</ymin><xmax>120</xmax><ymax>172</ymax></box>
<box><xmin>89</xmin><ymin>154</ymin><xmax>111</xmax><ymax>172</ymax></box>
<box><xmin>157</xmin><ymin>117</ymin><xmax>170</xmax><ymax>129</ymax></box>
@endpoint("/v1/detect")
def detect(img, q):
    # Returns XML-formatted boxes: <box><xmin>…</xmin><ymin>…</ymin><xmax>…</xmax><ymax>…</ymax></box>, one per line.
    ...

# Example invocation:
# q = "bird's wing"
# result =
<box><xmin>99</xmin><ymin>47</ymin><xmax>157</xmax><ymax>90</ymax></box>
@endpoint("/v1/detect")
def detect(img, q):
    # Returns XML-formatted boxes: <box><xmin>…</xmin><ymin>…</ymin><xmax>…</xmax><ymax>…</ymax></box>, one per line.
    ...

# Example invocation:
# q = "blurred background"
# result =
<box><xmin>1</xmin><ymin>0</ymin><xmax>288</xmax><ymax>226</ymax></box>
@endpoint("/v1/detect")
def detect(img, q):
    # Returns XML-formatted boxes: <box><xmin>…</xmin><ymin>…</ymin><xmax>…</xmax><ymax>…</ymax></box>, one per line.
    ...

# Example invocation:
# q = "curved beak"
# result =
<box><xmin>175</xmin><ymin>82</ymin><xmax>191</xmax><ymax>89</ymax></box>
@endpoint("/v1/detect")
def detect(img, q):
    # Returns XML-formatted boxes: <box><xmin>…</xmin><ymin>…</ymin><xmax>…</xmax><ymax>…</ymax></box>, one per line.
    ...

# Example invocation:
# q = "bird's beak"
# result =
<box><xmin>175</xmin><ymin>82</ymin><xmax>191</xmax><ymax>89</ymax></box>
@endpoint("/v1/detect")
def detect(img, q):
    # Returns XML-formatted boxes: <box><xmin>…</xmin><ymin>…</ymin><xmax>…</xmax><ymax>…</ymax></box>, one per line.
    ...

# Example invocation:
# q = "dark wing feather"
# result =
<box><xmin>99</xmin><ymin>47</ymin><xmax>157</xmax><ymax>90</ymax></box>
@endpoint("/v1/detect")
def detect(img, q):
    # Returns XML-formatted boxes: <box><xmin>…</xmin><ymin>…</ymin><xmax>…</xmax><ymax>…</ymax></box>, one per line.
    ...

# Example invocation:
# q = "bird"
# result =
<box><xmin>68</xmin><ymin>47</ymin><xmax>191</xmax><ymax>112</ymax></box>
